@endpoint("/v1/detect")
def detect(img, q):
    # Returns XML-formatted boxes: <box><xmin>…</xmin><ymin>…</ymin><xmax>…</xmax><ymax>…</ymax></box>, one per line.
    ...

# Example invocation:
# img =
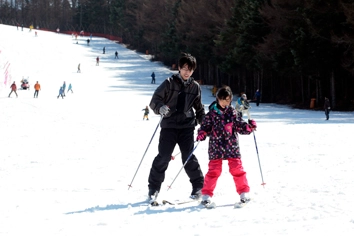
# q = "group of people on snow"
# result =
<box><xmin>143</xmin><ymin>52</ymin><xmax>332</xmax><ymax>207</ymax></box>
<box><xmin>8</xmin><ymin>79</ymin><xmax>40</xmax><ymax>98</ymax></box>
<box><xmin>57</xmin><ymin>81</ymin><xmax>73</xmax><ymax>99</ymax></box>
<box><xmin>8</xmin><ymin>80</ymin><xmax>73</xmax><ymax>99</ymax></box>
<box><xmin>145</xmin><ymin>53</ymin><xmax>256</xmax><ymax>207</ymax></box>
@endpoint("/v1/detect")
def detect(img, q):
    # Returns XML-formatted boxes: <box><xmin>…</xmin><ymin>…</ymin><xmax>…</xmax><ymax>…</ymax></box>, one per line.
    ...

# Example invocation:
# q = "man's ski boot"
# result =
<box><xmin>148</xmin><ymin>189</ymin><xmax>159</xmax><ymax>206</ymax></box>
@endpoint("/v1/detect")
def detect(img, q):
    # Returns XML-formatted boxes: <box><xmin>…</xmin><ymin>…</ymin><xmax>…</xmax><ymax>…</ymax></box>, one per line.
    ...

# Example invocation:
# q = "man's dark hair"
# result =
<box><xmin>178</xmin><ymin>52</ymin><xmax>197</xmax><ymax>71</ymax></box>
<box><xmin>216</xmin><ymin>86</ymin><xmax>233</xmax><ymax>100</ymax></box>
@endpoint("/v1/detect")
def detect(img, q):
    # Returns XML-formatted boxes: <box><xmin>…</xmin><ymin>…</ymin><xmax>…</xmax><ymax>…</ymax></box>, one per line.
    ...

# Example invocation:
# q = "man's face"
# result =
<box><xmin>179</xmin><ymin>64</ymin><xmax>194</xmax><ymax>80</ymax></box>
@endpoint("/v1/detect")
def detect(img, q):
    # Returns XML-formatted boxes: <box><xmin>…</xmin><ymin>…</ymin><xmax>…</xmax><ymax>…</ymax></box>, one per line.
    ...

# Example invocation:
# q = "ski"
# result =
<box><xmin>149</xmin><ymin>199</ymin><xmax>248</xmax><ymax>208</ymax></box>
<box><xmin>199</xmin><ymin>199</ymin><xmax>251</xmax><ymax>209</ymax></box>
<box><xmin>202</xmin><ymin>201</ymin><xmax>248</xmax><ymax>209</ymax></box>
<box><xmin>162</xmin><ymin>199</ymin><xmax>199</xmax><ymax>206</ymax></box>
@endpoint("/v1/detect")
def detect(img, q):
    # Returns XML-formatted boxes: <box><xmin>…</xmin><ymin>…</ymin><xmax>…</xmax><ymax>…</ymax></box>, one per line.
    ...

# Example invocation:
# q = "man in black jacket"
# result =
<box><xmin>148</xmin><ymin>53</ymin><xmax>205</xmax><ymax>200</ymax></box>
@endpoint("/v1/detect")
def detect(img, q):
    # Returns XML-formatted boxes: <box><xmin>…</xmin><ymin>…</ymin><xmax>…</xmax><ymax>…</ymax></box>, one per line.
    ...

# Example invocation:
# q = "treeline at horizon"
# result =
<box><xmin>1</xmin><ymin>0</ymin><xmax>354</xmax><ymax>110</ymax></box>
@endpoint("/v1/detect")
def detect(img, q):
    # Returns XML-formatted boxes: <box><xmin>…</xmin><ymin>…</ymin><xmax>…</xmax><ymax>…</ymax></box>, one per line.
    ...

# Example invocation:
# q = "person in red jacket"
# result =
<box><xmin>8</xmin><ymin>82</ymin><xmax>18</xmax><ymax>98</ymax></box>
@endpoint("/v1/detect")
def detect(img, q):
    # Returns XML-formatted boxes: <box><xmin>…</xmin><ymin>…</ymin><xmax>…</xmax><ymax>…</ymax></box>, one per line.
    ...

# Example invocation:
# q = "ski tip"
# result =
<box><xmin>162</xmin><ymin>200</ymin><xmax>168</xmax><ymax>205</ymax></box>
<box><xmin>162</xmin><ymin>200</ymin><xmax>174</xmax><ymax>205</ymax></box>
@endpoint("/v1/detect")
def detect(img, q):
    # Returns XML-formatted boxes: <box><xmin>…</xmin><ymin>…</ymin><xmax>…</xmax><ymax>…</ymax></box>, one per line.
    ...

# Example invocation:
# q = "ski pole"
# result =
<box><xmin>167</xmin><ymin>141</ymin><xmax>200</xmax><ymax>190</ymax></box>
<box><xmin>128</xmin><ymin>115</ymin><xmax>163</xmax><ymax>190</ymax></box>
<box><xmin>252</xmin><ymin>131</ymin><xmax>266</xmax><ymax>187</ymax></box>
<box><xmin>170</xmin><ymin>151</ymin><xmax>180</xmax><ymax>160</ymax></box>
<box><xmin>171</xmin><ymin>141</ymin><xmax>197</xmax><ymax>160</ymax></box>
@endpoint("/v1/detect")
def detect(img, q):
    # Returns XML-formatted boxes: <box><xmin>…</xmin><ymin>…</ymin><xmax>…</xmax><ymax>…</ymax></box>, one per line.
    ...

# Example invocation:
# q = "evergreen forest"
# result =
<box><xmin>1</xmin><ymin>0</ymin><xmax>354</xmax><ymax>110</ymax></box>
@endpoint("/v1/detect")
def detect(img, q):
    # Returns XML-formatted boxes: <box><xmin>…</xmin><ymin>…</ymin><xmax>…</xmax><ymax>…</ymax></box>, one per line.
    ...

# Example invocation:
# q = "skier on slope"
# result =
<box><xmin>62</xmin><ymin>81</ymin><xmax>66</xmax><ymax>97</ymax></box>
<box><xmin>324</xmin><ymin>97</ymin><xmax>331</xmax><ymax>120</ymax></box>
<box><xmin>67</xmin><ymin>83</ymin><xmax>73</xmax><ymax>93</ymax></box>
<box><xmin>147</xmin><ymin>53</ymin><xmax>205</xmax><ymax>201</ymax></box>
<box><xmin>8</xmin><ymin>81</ymin><xmax>18</xmax><ymax>98</ymax></box>
<box><xmin>57</xmin><ymin>86</ymin><xmax>64</xmax><ymax>99</ymax></box>
<box><xmin>254</xmin><ymin>89</ymin><xmax>261</xmax><ymax>106</ymax></box>
<box><xmin>33</xmin><ymin>81</ymin><xmax>41</xmax><ymax>98</ymax></box>
<box><xmin>196</xmin><ymin>86</ymin><xmax>257</xmax><ymax>207</ymax></box>
<box><xmin>235</xmin><ymin>93</ymin><xmax>251</xmax><ymax>120</ymax></box>
<box><xmin>142</xmin><ymin>106</ymin><xmax>149</xmax><ymax>120</ymax></box>
<box><xmin>151</xmin><ymin>72</ymin><xmax>156</xmax><ymax>84</ymax></box>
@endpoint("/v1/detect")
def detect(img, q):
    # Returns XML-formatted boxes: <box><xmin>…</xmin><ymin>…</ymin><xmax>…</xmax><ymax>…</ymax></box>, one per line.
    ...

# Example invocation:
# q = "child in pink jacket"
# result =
<box><xmin>196</xmin><ymin>86</ymin><xmax>257</xmax><ymax>206</ymax></box>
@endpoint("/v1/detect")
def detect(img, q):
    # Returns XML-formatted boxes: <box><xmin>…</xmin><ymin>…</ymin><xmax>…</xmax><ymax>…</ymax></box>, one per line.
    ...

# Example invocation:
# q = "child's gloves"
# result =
<box><xmin>196</xmin><ymin>130</ymin><xmax>207</xmax><ymax>141</ymax></box>
<box><xmin>159</xmin><ymin>105</ymin><xmax>170</xmax><ymax>116</ymax></box>
<box><xmin>248</xmin><ymin>119</ymin><xmax>257</xmax><ymax>130</ymax></box>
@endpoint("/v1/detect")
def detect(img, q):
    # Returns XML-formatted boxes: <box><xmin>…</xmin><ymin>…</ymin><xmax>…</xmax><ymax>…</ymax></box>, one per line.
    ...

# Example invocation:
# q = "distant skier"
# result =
<box><xmin>77</xmin><ymin>63</ymin><xmax>81</xmax><ymax>73</ymax></box>
<box><xmin>235</xmin><ymin>93</ymin><xmax>251</xmax><ymax>120</ymax></box>
<box><xmin>254</xmin><ymin>89</ymin><xmax>261</xmax><ymax>106</ymax></box>
<box><xmin>212</xmin><ymin>85</ymin><xmax>217</xmax><ymax>97</ymax></box>
<box><xmin>142</xmin><ymin>106</ymin><xmax>149</xmax><ymax>120</ymax></box>
<box><xmin>115</xmin><ymin>51</ymin><xmax>118</xmax><ymax>59</ymax></box>
<box><xmin>96</xmin><ymin>56</ymin><xmax>99</xmax><ymax>66</ymax></box>
<box><xmin>151</xmin><ymin>72</ymin><xmax>155</xmax><ymax>84</ymax></box>
<box><xmin>324</xmin><ymin>97</ymin><xmax>331</xmax><ymax>120</ymax></box>
<box><xmin>103</xmin><ymin>47</ymin><xmax>105</xmax><ymax>54</ymax></box>
<box><xmin>87</xmin><ymin>39</ymin><xmax>90</xmax><ymax>45</ymax></box>
<box><xmin>57</xmin><ymin>86</ymin><xmax>64</xmax><ymax>99</ymax></box>
<box><xmin>33</xmin><ymin>81</ymin><xmax>41</xmax><ymax>98</ymax></box>
<box><xmin>8</xmin><ymin>82</ymin><xmax>18</xmax><ymax>98</ymax></box>
<box><xmin>67</xmin><ymin>83</ymin><xmax>73</xmax><ymax>93</ymax></box>
<box><xmin>62</xmin><ymin>81</ymin><xmax>66</xmax><ymax>97</ymax></box>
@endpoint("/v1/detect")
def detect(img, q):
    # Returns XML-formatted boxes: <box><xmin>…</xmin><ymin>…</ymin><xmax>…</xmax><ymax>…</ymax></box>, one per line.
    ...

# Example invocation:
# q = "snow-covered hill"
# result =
<box><xmin>1</xmin><ymin>23</ymin><xmax>354</xmax><ymax>236</ymax></box>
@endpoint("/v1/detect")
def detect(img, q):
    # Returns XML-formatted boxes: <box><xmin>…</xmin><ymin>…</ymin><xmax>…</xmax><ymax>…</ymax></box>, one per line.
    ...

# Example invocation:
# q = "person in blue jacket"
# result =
<box><xmin>62</xmin><ymin>81</ymin><xmax>66</xmax><ymax>97</ymax></box>
<box><xmin>235</xmin><ymin>93</ymin><xmax>251</xmax><ymax>120</ymax></box>
<box><xmin>67</xmin><ymin>83</ymin><xmax>73</xmax><ymax>93</ymax></box>
<box><xmin>57</xmin><ymin>87</ymin><xmax>64</xmax><ymax>99</ymax></box>
<box><xmin>254</xmin><ymin>89</ymin><xmax>261</xmax><ymax>106</ymax></box>
<box><xmin>151</xmin><ymin>72</ymin><xmax>156</xmax><ymax>84</ymax></box>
